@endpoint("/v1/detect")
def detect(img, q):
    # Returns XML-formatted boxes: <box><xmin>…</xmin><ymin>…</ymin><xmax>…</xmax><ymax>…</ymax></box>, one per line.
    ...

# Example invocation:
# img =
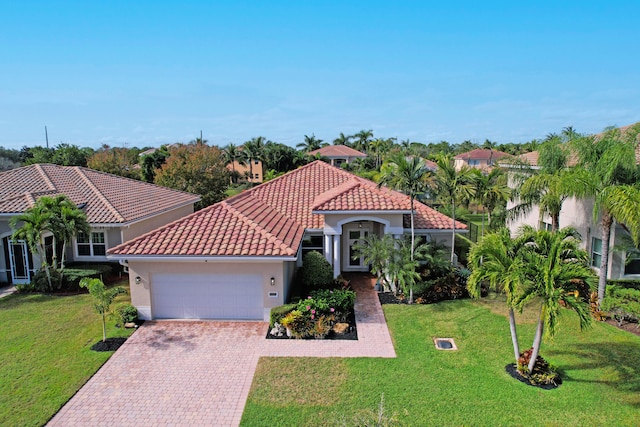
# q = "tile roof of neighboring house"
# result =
<box><xmin>0</xmin><ymin>164</ymin><xmax>200</xmax><ymax>224</ymax></box>
<box><xmin>424</xmin><ymin>159</ymin><xmax>438</xmax><ymax>170</ymax></box>
<box><xmin>109</xmin><ymin>160</ymin><xmax>465</xmax><ymax>257</ymax></box>
<box><xmin>308</xmin><ymin>145</ymin><xmax>367</xmax><ymax>158</ymax></box>
<box><xmin>454</xmin><ymin>148</ymin><xmax>511</xmax><ymax>161</ymax></box>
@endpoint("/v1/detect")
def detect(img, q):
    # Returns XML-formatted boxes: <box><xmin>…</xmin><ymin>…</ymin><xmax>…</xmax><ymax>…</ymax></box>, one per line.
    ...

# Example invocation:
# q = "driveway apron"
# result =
<box><xmin>48</xmin><ymin>274</ymin><xmax>395</xmax><ymax>427</ymax></box>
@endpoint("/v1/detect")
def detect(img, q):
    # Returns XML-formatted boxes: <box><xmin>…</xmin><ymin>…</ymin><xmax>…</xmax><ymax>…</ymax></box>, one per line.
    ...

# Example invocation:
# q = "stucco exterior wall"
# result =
<box><xmin>126</xmin><ymin>259</ymin><xmax>287</xmax><ymax>321</ymax></box>
<box><xmin>121</xmin><ymin>205</ymin><xmax>194</xmax><ymax>243</ymax></box>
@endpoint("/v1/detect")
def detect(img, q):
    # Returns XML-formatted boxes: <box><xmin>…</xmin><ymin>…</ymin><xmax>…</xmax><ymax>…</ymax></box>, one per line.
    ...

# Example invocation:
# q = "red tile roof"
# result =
<box><xmin>454</xmin><ymin>148</ymin><xmax>511</xmax><ymax>161</ymax></box>
<box><xmin>109</xmin><ymin>161</ymin><xmax>464</xmax><ymax>257</ymax></box>
<box><xmin>0</xmin><ymin>164</ymin><xmax>200</xmax><ymax>224</ymax></box>
<box><xmin>308</xmin><ymin>145</ymin><xmax>367</xmax><ymax>158</ymax></box>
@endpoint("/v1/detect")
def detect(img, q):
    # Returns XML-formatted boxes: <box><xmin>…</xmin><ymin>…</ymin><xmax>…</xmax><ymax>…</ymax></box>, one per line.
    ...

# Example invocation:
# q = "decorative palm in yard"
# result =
<box><xmin>80</xmin><ymin>278</ymin><xmax>127</xmax><ymax>342</ymax></box>
<box><xmin>468</xmin><ymin>226</ymin><xmax>596</xmax><ymax>378</ymax></box>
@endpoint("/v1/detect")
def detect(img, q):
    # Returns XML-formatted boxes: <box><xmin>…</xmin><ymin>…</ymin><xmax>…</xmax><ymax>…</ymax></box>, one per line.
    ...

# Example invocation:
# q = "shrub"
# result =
<box><xmin>270</xmin><ymin>303</ymin><xmax>297</xmax><ymax>327</ymax></box>
<box><xmin>301</xmin><ymin>251</ymin><xmax>334</xmax><ymax>289</ymax></box>
<box><xmin>298</xmin><ymin>288</ymin><xmax>356</xmax><ymax>323</ymax></box>
<box><xmin>414</xmin><ymin>267</ymin><xmax>477</xmax><ymax>304</ymax></box>
<box><xmin>517</xmin><ymin>348</ymin><xmax>560</xmax><ymax>385</ymax></box>
<box><xmin>607</xmin><ymin>279</ymin><xmax>640</xmax><ymax>291</ymax></box>
<box><xmin>62</xmin><ymin>265</ymin><xmax>112</xmax><ymax>290</ymax></box>
<box><xmin>30</xmin><ymin>269</ymin><xmax>63</xmax><ymax>292</ymax></box>
<box><xmin>601</xmin><ymin>285</ymin><xmax>640</xmax><ymax>326</ymax></box>
<box><xmin>280</xmin><ymin>310</ymin><xmax>310</xmax><ymax>339</ymax></box>
<box><xmin>116</xmin><ymin>304</ymin><xmax>138</xmax><ymax>326</ymax></box>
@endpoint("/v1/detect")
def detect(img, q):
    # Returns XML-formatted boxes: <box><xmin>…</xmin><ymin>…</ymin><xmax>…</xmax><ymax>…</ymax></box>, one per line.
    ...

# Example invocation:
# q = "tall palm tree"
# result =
<box><xmin>222</xmin><ymin>143</ymin><xmax>244</xmax><ymax>183</ymax></box>
<box><xmin>242</xmin><ymin>137</ymin><xmax>266</xmax><ymax>181</ymax></box>
<box><xmin>570</xmin><ymin>126</ymin><xmax>640</xmax><ymax>303</ymax></box>
<box><xmin>509</xmin><ymin>136</ymin><xmax>577</xmax><ymax>231</ymax></box>
<box><xmin>333</xmin><ymin>132</ymin><xmax>352</xmax><ymax>146</ymax></box>
<box><xmin>57</xmin><ymin>199</ymin><xmax>90</xmax><ymax>270</ymax></box>
<box><xmin>472</xmin><ymin>168</ymin><xmax>511</xmax><ymax>234</ymax></box>
<box><xmin>353</xmin><ymin>129</ymin><xmax>374</xmax><ymax>153</ymax></box>
<box><xmin>10</xmin><ymin>202</ymin><xmax>52</xmax><ymax>287</ymax></box>
<box><xmin>296</xmin><ymin>134</ymin><xmax>323</xmax><ymax>152</ymax></box>
<box><xmin>515</xmin><ymin>226</ymin><xmax>595</xmax><ymax>373</ymax></box>
<box><xmin>468</xmin><ymin>228</ymin><xmax>528</xmax><ymax>363</ymax></box>
<box><xmin>378</xmin><ymin>154</ymin><xmax>432</xmax><ymax>303</ymax></box>
<box><xmin>433</xmin><ymin>154</ymin><xmax>475</xmax><ymax>263</ymax></box>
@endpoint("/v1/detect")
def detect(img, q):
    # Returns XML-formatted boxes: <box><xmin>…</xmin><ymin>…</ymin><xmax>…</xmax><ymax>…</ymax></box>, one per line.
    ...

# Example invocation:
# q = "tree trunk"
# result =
<box><xmin>551</xmin><ymin>213</ymin><xmax>559</xmax><ymax>232</ymax></box>
<box><xmin>102</xmin><ymin>312</ymin><xmax>107</xmax><ymax>342</ymax></box>
<box><xmin>508</xmin><ymin>308</ymin><xmax>520</xmax><ymax>363</ymax></box>
<box><xmin>450</xmin><ymin>200</ymin><xmax>456</xmax><ymax>264</ymax></box>
<box><xmin>598</xmin><ymin>212</ymin><xmax>613</xmax><ymax>304</ymax></box>
<box><xmin>39</xmin><ymin>237</ymin><xmax>52</xmax><ymax>289</ymax></box>
<box><xmin>409</xmin><ymin>197</ymin><xmax>415</xmax><ymax>304</ymax></box>
<box><xmin>528</xmin><ymin>304</ymin><xmax>545</xmax><ymax>373</ymax></box>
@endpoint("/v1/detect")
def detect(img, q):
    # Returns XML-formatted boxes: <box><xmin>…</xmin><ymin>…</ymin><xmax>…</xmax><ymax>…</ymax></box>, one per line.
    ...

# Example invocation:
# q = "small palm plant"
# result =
<box><xmin>80</xmin><ymin>278</ymin><xmax>127</xmax><ymax>342</ymax></box>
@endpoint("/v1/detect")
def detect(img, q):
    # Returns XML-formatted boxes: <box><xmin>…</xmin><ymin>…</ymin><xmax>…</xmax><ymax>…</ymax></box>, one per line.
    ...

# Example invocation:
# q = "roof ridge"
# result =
<box><xmin>222</xmin><ymin>200</ymin><xmax>297</xmax><ymax>255</ymax></box>
<box><xmin>73</xmin><ymin>167</ymin><xmax>126</xmax><ymax>222</ymax></box>
<box><xmin>34</xmin><ymin>164</ymin><xmax>57</xmax><ymax>191</ymax></box>
<box><xmin>311</xmin><ymin>178</ymin><xmax>361</xmax><ymax>209</ymax></box>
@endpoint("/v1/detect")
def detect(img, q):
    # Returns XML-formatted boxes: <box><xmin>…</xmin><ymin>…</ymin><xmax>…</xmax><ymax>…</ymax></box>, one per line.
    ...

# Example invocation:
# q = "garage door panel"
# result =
<box><xmin>151</xmin><ymin>273</ymin><xmax>263</xmax><ymax>320</ymax></box>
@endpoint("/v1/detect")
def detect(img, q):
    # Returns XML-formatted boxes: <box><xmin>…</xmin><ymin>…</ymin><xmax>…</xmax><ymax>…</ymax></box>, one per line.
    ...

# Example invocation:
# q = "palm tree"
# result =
<box><xmin>297</xmin><ymin>134</ymin><xmax>323</xmax><ymax>153</ymax></box>
<box><xmin>468</xmin><ymin>228</ymin><xmax>528</xmax><ymax>363</ymax></box>
<box><xmin>222</xmin><ymin>143</ymin><xmax>244</xmax><ymax>183</ymax></box>
<box><xmin>472</xmin><ymin>168</ymin><xmax>511</xmax><ymax>234</ymax></box>
<box><xmin>515</xmin><ymin>226</ymin><xmax>595</xmax><ymax>373</ymax></box>
<box><xmin>509</xmin><ymin>136</ymin><xmax>577</xmax><ymax>232</ymax></box>
<box><xmin>242</xmin><ymin>137</ymin><xmax>266</xmax><ymax>181</ymax></box>
<box><xmin>570</xmin><ymin>126</ymin><xmax>640</xmax><ymax>303</ymax></box>
<box><xmin>353</xmin><ymin>129</ymin><xmax>374</xmax><ymax>153</ymax></box>
<box><xmin>333</xmin><ymin>132</ymin><xmax>352</xmax><ymax>146</ymax></box>
<box><xmin>433</xmin><ymin>154</ymin><xmax>475</xmax><ymax>263</ymax></box>
<box><xmin>10</xmin><ymin>202</ymin><xmax>52</xmax><ymax>287</ymax></box>
<box><xmin>57</xmin><ymin>199</ymin><xmax>90</xmax><ymax>270</ymax></box>
<box><xmin>352</xmin><ymin>234</ymin><xmax>393</xmax><ymax>292</ymax></box>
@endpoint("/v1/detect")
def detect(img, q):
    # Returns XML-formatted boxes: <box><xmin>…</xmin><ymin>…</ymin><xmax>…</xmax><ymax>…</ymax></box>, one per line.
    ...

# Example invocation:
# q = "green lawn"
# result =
<box><xmin>0</xmin><ymin>282</ymin><xmax>134</xmax><ymax>427</ymax></box>
<box><xmin>241</xmin><ymin>296</ymin><xmax>640</xmax><ymax>426</ymax></box>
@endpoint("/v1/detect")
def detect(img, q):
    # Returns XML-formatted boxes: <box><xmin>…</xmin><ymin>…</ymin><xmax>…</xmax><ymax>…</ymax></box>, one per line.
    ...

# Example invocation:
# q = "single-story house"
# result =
<box><xmin>454</xmin><ymin>148</ymin><xmax>511</xmax><ymax>172</ymax></box>
<box><xmin>308</xmin><ymin>145</ymin><xmax>367</xmax><ymax>167</ymax></box>
<box><xmin>109</xmin><ymin>160</ymin><xmax>466</xmax><ymax>321</ymax></box>
<box><xmin>0</xmin><ymin>164</ymin><xmax>200</xmax><ymax>285</ymax></box>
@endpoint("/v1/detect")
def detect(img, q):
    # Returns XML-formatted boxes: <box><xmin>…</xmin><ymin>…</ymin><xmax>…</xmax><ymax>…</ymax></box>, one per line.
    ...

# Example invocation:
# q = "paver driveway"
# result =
<box><xmin>48</xmin><ymin>275</ymin><xmax>394</xmax><ymax>427</ymax></box>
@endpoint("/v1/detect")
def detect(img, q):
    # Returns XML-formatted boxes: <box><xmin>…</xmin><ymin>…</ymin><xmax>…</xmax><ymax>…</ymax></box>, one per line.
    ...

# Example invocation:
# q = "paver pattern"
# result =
<box><xmin>48</xmin><ymin>275</ymin><xmax>395</xmax><ymax>427</ymax></box>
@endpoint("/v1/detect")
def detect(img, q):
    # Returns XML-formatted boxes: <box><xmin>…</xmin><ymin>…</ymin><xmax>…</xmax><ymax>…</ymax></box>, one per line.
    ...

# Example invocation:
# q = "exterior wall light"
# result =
<box><xmin>135</xmin><ymin>276</ymin><xmax>141</xmax><ymax>285</ymax></box>
<box><xmin>270</xmin><ymin>277</ymin><xmax>275</xmax><ymax>286</ymax></box>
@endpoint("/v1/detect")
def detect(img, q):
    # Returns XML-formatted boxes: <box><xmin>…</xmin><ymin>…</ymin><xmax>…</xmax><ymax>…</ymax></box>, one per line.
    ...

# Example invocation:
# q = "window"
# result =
<box><xmin>77</xmin><ymin>231</ymin><xmax>106</xmax><ymax>257</ymax></box>
<box><xmin>253</xmin><ymin>174</ymin><xmax>259</xmax><ymax>179</ymax></box>
<box><xmin>539</xmin><ymin>221</ymin><xmax>552</xmax><ymax>231</ymax></box>
<box><xmin>624</xmin><ymin>252</ymin><xmax>640</xmax><ymax>275</ymax></box>
<box><xmin>468</xmin><ymin>159</ymin><xmax>480</xmax><ymax>166</ymax></box>
<box><xmin>254</xmin><ymin>160</ymin><xmax>259</xmax><ymax>164</ymax></box>
<box><xmin>301</xmin><ymin>234</ymin><xmax>324</xmax><ymax>259</ymax></box>
<box><xmin>591</xmin><ymin>238</ymin><xmax>602</xmax><ymax>268</ymax></box>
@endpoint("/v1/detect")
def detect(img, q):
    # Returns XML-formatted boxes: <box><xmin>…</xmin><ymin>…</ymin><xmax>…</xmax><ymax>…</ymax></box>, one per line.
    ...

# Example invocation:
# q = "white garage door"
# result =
<box><xmin>151</xmin><ymin>273</ymin><xmax>264</xmax><ymax>320</ymax></box>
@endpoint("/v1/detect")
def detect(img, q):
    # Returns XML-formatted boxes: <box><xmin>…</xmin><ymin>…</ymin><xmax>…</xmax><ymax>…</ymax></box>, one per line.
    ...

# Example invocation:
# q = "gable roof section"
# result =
<box><xmin>0</xmin><ymin>164</ymin><xmax>200</xmax><ymax>224</ymax></box>
<box><xmin>308</xmin><ymin>145</ymin><xmax>367</xmax><ymax>158</ymax></box>
<box><xmin>454</xmin><ymin>148</ymin><xmax>511</xmax><ymax>161</ymax></box>
<box><xmin>109</xmin><ymin>161</ymin><xmax>464</xmax><ymax>258</ymax></box>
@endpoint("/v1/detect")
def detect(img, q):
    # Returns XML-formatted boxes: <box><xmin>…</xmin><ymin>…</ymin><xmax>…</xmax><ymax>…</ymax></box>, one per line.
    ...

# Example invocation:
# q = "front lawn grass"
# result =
<box><xmin>0</xmin><ymin>281</ymin><xmax>134</xmax><ymax>427</ymax></box>
<box><xmin>241</xmin><ymin>296</ymin><xmax>640</xmax><ymax>426</ymax></box>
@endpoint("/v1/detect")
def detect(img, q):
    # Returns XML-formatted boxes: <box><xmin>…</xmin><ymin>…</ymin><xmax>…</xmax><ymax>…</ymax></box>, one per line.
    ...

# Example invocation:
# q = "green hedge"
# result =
<box><xmin>607</xmin><ymin>279</ymin><xmax>640</xmax><ymax>291</ymax></box>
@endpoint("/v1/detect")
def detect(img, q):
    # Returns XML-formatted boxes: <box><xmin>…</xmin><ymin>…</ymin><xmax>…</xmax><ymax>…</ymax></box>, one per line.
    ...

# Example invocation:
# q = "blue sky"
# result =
<box><xmin>1</xmin><ymin>1</ymin><xmax>638</xmax><ymax>150</ymax></box>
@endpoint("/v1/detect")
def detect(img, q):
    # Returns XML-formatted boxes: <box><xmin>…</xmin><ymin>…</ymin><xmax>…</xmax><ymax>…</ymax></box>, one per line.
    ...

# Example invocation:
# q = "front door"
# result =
<box><xmin>343</xmin><ymin>226</ymin><xmax>370</xmax><ymax>272</ymax></box>
<box><xmin>8</xmin><ymin>240</ymin><xmax>31</xmax><ymax>285</ymax></box>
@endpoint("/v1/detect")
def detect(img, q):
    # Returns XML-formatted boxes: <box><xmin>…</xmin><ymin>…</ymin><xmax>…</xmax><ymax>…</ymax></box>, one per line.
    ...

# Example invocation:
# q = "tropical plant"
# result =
<box><xmin>10</xmin><ymin>203</ymin><xmax>52</xmax><ymax>287</ymax></box>
<box><xmin>352</xmin><ymin>234</ymin><xmax>393</xmax><ymax>291</ymax></box>
<box><xmin>297</xmin><ymin>134</ymin><xmax>324</xmax><ymax>153</ymax></box>
<box><xmin>79</xmin><ymin>278</ymin><xmax>127</xmax><ymax>342</ymax></box>
<box><xmin>471</xmin><ymin>168</ymin><xmax>511</xmax><ymax>234</ymax></box>
<box><xmin>467</xmin><ymin>228</ymin><xmax>528</xmax><ymax>363</ymax></box>
<box><xmin>333</xmin><ymin>132</ymin><xmax>352</xmax><ymax>146</ymax></box>
<box><xmin>378</xmin><ymin>153</ymin><xmax>433</xmax><ymax>269</ymax></box>
<box><xmin>514</xmin><ymin>226</ymin><xmax>596</xmax><ymax>373</ymax></box>
<box><xmin>221</xmin><ymin>143</ymin><xmax>244</xmax><ymax>183</ymax></box>
<box><xmin>352</xmin><ymin>129</ymin><xmax>374</xmax><ymax>153</ymax></box>
<box><xmin>433</xmin><ymin>154</ymin><xmax>476</xmax><ymax>263</ymax></box>
<box><xmin>570</xmin><ymin>125</ymin><xmax>640</xmax><ymax>303</ymax></box>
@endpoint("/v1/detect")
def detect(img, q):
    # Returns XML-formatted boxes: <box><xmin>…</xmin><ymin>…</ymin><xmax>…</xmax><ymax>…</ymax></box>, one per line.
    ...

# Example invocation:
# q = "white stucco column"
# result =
<box><xmin>324</xmin><ymin>234</ymin><xmax>333</xmax><ymax>266</ymax></box>
<box><xmin>333</xmin><ymin>235</ymin><xmax>341</xmax><ymax>278</ymax></box>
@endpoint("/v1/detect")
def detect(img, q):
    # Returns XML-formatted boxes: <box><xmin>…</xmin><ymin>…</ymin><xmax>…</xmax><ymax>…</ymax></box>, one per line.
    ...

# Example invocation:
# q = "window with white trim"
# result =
<box><xmin>591</xmin><ymin>238</ymin><xmax>602</xmax><ymax>268</ymax></box>
<box><xmin>301</xmin><ymin>234</ymin><xmax>324</xmax><ymax>259</ymax></box>
<box><xmin>77</xmin><ymin>231</ymin><xmax>106</xmax><ymax>257</ymax></box>
<box><xmin>539</xmin><ymin>221</ymin><xmax>552</xmax><ymax>231</ymax></box>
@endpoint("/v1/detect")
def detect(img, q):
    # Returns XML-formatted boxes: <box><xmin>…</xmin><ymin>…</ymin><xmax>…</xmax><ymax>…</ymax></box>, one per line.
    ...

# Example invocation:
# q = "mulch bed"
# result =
<box><xmin>605</xmin><ymin>318</ymin><xmax>640</xmax><ymax>337</ymax></box>
<box><xmin>378</xmin><ymin>292</ymin><xmax>408</xmax><ymax>305</ymax></box>
<box><xmin>90</xmin><ymin>337</ymin><xmax>128</xmax><ymax>352</ymax></box>
<box><xmin>505</xmin><ymin>364</ymin><xmax>562</xmax><ymax>390</ymax></box>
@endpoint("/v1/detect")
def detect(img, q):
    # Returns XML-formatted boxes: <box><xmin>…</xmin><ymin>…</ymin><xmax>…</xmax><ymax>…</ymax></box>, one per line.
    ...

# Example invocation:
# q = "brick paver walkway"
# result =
<box><xmin>47</xmin><ymin>274</ymin><xmax>395</xmax><ymax>427</ymax></box>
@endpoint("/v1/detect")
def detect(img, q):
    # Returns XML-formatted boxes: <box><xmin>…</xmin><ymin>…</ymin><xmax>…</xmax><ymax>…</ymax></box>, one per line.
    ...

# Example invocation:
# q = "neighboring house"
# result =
<box><xmin>227</xmin><ymin>159</ymin><xmax>263</xmax><ymax>183</ymax></box>
<box><xmin>0</xmin><ymin>164</ymin><xmax>200</xmax><ymax>285</ymax></box>
<box><xmin>109</xmin><ymin>160</ymin><xmax>466</xmax><ymax>321</ymax></box>
<box><xmin>504</xmin><ymin>138</ymin><xmax>640</xmax><ymax>281</ymax></box>
<box><xmin>308</xmin><ymin>145</ymin><xmax>367</xmax><ymax>167</ymax></box>
<box><xmin>454</xmin><ymin>148</ymin><xmax>511</xmax><ymax>172</ymax></box>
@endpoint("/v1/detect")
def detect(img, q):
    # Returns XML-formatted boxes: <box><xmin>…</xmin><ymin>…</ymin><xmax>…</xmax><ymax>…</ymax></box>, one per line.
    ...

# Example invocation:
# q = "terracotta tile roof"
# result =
<box><xmin>454</xmin><ymin>148</ymin><xmax>511</xmax><ymax>161</ymax></box>
<box><xmin>308</xmin><ymin>145</ymin><xmax>367</xmax><ymax>158</ymax></box>
<box><xmin>109</xmin><ymin>161</ymin><xmax>463</xmax><ymax>257</ymax></box>
<box><xmin>0</xmin><ymin>164</ymin><xmax>200</xmax><ymax>224</ymax></box>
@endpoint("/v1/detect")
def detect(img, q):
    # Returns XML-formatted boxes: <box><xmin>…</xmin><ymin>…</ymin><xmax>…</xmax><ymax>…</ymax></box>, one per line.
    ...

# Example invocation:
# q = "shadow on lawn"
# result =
<box><xmin>547</xmin><ymin>341</ymin><xmax>640</xmax><ymax>400</ymax></box>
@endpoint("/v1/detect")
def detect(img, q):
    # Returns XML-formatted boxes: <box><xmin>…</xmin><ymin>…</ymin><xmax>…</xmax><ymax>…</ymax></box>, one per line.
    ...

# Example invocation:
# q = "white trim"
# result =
<box><xmin>325</xmin><ymin>215</ymin><xmax>393</xmax><ymax>235</ymax></box>
<box><xmin>74</xmin><ymin>229</ymin><xmax>108</xmax><ymax>259</ymax></box>
<box><xmin>411</xmin><ymin>229</ymin><xmax>469</xmax><ymax>234</ymax></box>
<box><xmin>136</xmin><ymin>305</ymin><xmax>152</xmax><ymax>320</ymax></box>
<box><xmin>108</xmin><ymin>255</ymin><xmax>297</xmax><ymax>262</ymax></box>
<box><xmin>313</xmin><ymin>209</ymin><xmax>411</xmax><ymax>215</ymax></box>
